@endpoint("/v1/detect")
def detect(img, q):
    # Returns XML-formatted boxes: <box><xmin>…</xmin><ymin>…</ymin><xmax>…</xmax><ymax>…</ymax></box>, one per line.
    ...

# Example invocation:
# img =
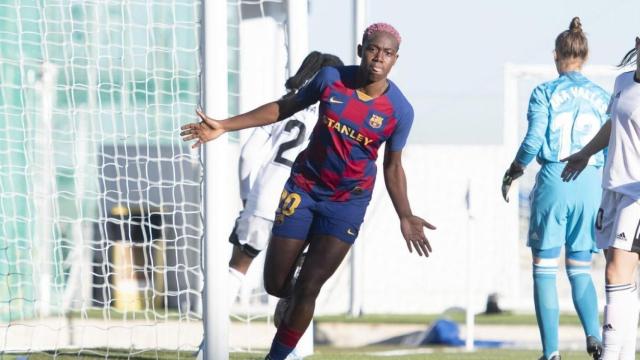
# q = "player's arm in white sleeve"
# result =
<box><xmin>238</xmin><ymin>126</ymin><xmax>272</xmax><ymax>204</ymax></box>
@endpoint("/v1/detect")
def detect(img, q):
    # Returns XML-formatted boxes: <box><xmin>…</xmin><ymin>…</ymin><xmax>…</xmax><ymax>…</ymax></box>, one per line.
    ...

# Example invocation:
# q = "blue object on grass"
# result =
<box><xmin>421</xmin><ymin>319</ymin><xmax>509</xmax><ymax>348</ymax></box>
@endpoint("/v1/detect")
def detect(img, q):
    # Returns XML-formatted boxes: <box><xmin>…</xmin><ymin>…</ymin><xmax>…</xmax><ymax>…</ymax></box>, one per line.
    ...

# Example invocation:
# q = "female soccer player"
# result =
<box><xmin>182</xmin><ymin>22</ymin><xmax>435</xmax><ymax>360</ymax></box>
<box><xmin>562</xmin><ymin>36</ymin><xmax>640</xmax><ymax>360</ymax></box>
<box><xmin>227</xmin><ymin>51</ymin><xmax>344</xmax><ymax>306</ymax></box>
<box><xmin>502</xmin><ymin>17</ymin><xmax>609</xmax><ymax>360</ymax></box>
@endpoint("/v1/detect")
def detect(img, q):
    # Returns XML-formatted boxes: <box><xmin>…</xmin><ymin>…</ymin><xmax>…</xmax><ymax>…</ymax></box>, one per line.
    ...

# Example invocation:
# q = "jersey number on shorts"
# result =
<box><xmin>274</xmin><ymin>119</ymin><xmax>306</xmax><ymax>167</ymax></box>
<box><xmin>279</xmin><ymin>190</ymin><xmax>302</xmax><ymax>216</ymax></box>
<box><xmin>595</xmin><ymin>208</ymin><xmax>604</xmax><ymax>230</ymax></box>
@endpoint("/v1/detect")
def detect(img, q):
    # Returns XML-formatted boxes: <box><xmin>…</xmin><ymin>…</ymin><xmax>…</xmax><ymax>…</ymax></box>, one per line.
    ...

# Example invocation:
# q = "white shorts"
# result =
<box><xmin>228</xmin><ymin>211</ymin><xmax>273</xmax><ymax>257</ymax></box>
<box><xmin>596</xmin><ymin>189</ymin><xmax>640</xmax><ymax>252</ymax></box>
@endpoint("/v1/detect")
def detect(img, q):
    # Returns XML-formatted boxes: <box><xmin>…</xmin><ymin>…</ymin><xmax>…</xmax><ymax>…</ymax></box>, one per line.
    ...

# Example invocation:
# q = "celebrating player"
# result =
<box><xmin>181</xmin><ymin>22</ymin><xmax>435</xmax><ymax>360</ymax></box>
<box><xmin>227</xmin><ymin>51</ymin><xmax>344</xmax><ymax>307</ymax></box>
<box><xmin>562</xmin><ymin>36</ymin><xmax>640</xmax><ymax>360</ymax></box>
<box><xmin>502</xmin><ymin>17</ymin><xmax>609</xmax><ymax>360</ymax></box>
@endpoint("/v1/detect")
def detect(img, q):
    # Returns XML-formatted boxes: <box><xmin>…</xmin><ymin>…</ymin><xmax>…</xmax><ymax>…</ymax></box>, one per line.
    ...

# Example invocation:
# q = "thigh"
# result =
<box><xmin>532</xmin><ymin>246</ymin><xmax>562</xmax><ymax>265</ymax></box>
<box><xmin>295</xmin><ymin>234</ymin><xmax>352</xmax><ymax>292</ymax></box>
<box><xmin>565</xmin><ymin>193</ymin><xmax>601</xmax><ymax>253</ymax></box>
<box><xmin>263</xmin><ymin>235</ymin><xmax>308</xmax><ymax>296</ymax></box>
<box><xmin>271</xmin><ymin>181</ymin><xmax>315</xmax><ymax>241</ymax></box>
<box><xmin>310</xmin><ymin>199</ymin><xmax>369</xmax><ymax>244</ymax></box>
<box><xmin>609</xmin><ymin>194</ymin><xmax>640</xmax><ymax>252</ymax></box>
<box><xmin>596</xmin><ymin>189</ymin><xmax>619</xmax><ymax>250</ymax></box>
<box><xmin>565</xmin><ymin>249</ymin><xmax>593</xmax><ymax>266</ymax></box>
<box><xmin>230</xmin><ymin>212</ymin><xmax>270</xmax><ymax>257</ymax></box>
<box><xmin>528</xmin><ymin>200</ymin><xmax>566</xmax><ymax>250</ymax></box>
<box><xmin>242</xmin><ymin>214</ymin><xmax>273</xmax><ymax>253</ymax></box>
<box><xmin>606</xmin><ymin>247</ymin><xmax>639</xmax><ymax>284</ymax></box>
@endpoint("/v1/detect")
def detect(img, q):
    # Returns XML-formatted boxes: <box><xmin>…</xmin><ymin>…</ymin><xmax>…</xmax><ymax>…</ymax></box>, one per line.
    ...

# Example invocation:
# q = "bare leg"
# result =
<box><xmin>283</xmin><ymin>234</ymin><xmax>351</xmax><ymax>332</ymax></box>
<box><xmin>229</xmin><ymin>245</ymin><xmax>254</xmax><ymax>274</ymax></box>
<box><xmin>263</xmin><ymin>235</ymin><xmax>308</xmax><ymax>298</ymax></box>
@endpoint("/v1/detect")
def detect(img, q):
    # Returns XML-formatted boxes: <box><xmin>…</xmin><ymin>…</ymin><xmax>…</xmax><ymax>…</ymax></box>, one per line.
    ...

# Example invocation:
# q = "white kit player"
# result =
<box><xmin>562</xmin><ymin>36</ymin><xmax>640</xmax><ymax>360</ymax></box>
<box><xmin>227</xmin><ymin>52</ymin><xmax>344</xmax><ymax>305</ymax></box>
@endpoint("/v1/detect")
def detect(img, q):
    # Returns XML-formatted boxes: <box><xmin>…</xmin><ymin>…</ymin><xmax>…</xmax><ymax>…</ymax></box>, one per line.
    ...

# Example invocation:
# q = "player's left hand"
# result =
<box><xmin>501</xmin><ymin>161</ymin><xmax>524</xmax><ymax>203</ymax></box>
<box><xmin>400</xmin><ymin>215</ymin><xmax>436</xmax><ymax>257</ymax></box>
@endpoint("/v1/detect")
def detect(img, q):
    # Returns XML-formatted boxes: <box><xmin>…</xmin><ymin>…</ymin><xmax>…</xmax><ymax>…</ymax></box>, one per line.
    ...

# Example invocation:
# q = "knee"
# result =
<box><xmin>605</xmin><ymin>261</ymin><xmax>627</xmax><ymax>284</ymax></box>
<box><xmin>263</xmin><ymin>276</ymin><xmax>289</xmax><ymax>298</ymax></box>
<box><xmin>532</xmin><ymin>257</ymin><xmax>558</xmax><ymax>267</ymax></box>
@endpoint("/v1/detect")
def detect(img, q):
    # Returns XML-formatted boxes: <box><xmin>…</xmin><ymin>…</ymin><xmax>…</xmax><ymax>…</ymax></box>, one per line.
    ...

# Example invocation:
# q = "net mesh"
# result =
<box><xmin>0</xmin><ymin>0</ymin><xmax>203</xmax><ymax>356</ymax></box>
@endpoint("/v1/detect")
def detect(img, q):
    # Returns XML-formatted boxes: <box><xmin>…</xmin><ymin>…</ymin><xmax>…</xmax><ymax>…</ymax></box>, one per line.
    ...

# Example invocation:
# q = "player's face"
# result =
<box><xmin>359</xmin><ymin>32</ymin><xmax>399</xmax><ymax>83</ymax></box>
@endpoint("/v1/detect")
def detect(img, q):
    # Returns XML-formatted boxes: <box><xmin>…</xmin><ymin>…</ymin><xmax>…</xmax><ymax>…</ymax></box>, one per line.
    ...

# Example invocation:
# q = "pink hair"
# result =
<box><xmin>363</xmin><ymin>22</ymin><xmax>401</xmax><ymax>45</ymax></box>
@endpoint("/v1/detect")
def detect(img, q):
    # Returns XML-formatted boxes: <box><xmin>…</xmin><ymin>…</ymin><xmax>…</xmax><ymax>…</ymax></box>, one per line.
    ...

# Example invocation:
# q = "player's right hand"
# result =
<box><xmin>560</xmin><ymin>151</ymin><xmax>589</xmax><ymax>182</ymax></box>
<box><xmin>180</xmin><ymin>108</ymin><xmax>226</xmax><ymax>148</ymax></box>
<box><xmin>501</xmin><ymin>162</ymin><xmax>524</xmax><ymax>203</ymax></box>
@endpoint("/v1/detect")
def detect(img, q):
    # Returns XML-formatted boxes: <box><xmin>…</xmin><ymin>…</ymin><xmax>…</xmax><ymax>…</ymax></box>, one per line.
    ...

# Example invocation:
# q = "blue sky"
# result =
<box><xmin>308</xmin><ymin>0</ymin><xmax>640</xmax><ymax>144</ymax></box>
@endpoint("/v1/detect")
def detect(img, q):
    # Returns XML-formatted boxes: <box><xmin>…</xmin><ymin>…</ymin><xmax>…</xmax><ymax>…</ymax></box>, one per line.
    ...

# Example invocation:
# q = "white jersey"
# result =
<box><xmin>602</xmin><ymin>71</ymin><xmax>640</xmax><ymax>200</ymax></box>
<box><xmin>244</xmin><ymin>105</ymin><xmax>318</xmax><ymax>220</ymax></box>
<box><xmin>238</xmin><ymin>128</ymin><xmax>272</xmax><ymax>201</ymax></box>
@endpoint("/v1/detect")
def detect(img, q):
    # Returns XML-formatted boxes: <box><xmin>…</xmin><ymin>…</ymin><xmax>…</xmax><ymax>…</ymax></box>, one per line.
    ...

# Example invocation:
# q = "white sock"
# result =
<box><xmin>620</xmin><ymin>285</ymin><xmax>638</xmax><ymax>360</ymax></box>
<box><xmin>602</xmin><ymin>283</ymin><xmax>637</xmax><ymax>360</ymax></box>
<box><xmin>228</xmin><ymin>267</ymin><xmax>245</xmax><ymax>308</ymax></box>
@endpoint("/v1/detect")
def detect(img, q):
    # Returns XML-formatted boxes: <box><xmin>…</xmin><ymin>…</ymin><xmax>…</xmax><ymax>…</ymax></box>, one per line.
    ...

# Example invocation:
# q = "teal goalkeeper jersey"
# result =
<box><xmin>515</xmin><ymin>71</ymin><xmax>610</xmax><ymax>167</ymax></box>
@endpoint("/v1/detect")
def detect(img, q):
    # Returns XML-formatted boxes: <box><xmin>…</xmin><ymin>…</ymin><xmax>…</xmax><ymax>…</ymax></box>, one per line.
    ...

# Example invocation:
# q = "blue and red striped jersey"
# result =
<box><xmin>292</xmin><ymin>65</ymin><xmax>414</xmax><ymax>201</ymax></box>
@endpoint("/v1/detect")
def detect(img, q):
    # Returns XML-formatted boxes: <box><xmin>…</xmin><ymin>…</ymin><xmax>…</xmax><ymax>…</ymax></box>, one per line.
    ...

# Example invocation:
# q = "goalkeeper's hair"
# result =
<box><xmin>284</xmin><ymin>51</ymin><xmax>343</xmax><ymax>94</ymax></box>
<box><xmin>555</xmin><ymin>17</ymin><xmax>588</xmax><ymax>61</ymax></box>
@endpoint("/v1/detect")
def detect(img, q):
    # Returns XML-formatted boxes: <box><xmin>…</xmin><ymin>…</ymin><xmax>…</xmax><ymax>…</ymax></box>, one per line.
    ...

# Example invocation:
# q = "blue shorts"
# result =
<box><xmin>528</xmin><ymin>163</ymin><xmax>601</xmax><ymax>252</ymax></box>
<box><xmin>271</xmin><ymin>179</ymin><xmax>370</xmax><ymax>244</ymax></box>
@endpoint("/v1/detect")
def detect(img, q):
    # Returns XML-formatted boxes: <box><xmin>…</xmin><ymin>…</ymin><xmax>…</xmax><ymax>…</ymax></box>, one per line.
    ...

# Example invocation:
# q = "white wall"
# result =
<box><xmin>314</xmin><ymin>144</ymin><xmax>521</xmax><ymax>314</ymax></box>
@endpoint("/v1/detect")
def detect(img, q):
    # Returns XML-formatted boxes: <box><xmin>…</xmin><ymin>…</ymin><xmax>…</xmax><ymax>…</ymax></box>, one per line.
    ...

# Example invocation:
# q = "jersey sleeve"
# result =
<box><xmin>387</xmin><ymin>103</ymin><xmax>414</xmax><ymax>152</ymax></box>
<box><xmin>294</xmin><ymin>66</ymin><xmax>333</xmax><ymax>109</ymax></box>
<box><xmin>515</xmin><ymin>86</ymin><xmax>549</xmax><ymax>166</ymax></box>
<box><xmin>606</xmin><ymin>76</ymin><xmax>620</xmax><ymax>116</ymax></box>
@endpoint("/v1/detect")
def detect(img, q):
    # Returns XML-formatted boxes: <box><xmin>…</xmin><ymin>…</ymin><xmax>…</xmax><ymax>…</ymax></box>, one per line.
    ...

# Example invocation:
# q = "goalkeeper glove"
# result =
<box><xmin>501</xmin><ymin>162</ymin><xmax>524</xmax><ymax>203</ymax></box>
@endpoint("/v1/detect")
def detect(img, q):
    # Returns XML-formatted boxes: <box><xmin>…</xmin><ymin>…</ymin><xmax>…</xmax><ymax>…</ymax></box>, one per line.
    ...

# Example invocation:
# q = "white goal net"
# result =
<box><xmin>0</xmin><ymin>0</ymin><xmax>297</xmax><ymax>357</ymax></box>
<box><xmin>0</xmin><ymin>0</ymin><xmax>203</xmax><ymax>356</ymax></box>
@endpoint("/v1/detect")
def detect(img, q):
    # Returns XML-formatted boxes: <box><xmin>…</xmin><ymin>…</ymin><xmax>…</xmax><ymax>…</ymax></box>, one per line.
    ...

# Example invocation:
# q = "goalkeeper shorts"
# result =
<box><xmin>527</xmin><ymin>163</ymin><xmax>601</xmax><ymax>252</ymax></box>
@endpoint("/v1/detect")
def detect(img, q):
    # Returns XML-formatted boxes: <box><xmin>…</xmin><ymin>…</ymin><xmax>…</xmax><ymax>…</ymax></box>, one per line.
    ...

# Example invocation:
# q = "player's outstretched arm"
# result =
<box><xmin>560</xmin><ymin>119</ymin><xmax>611</xmax><ymax>181</ymax></box>
<box><xmin>383</xmin><ymin>148</ymin><xmax>436</xmax><ymax>257</ymax></box>
<box><xmin>180</xmin><ymin>97</ymin><xmax>304</xmax><ymax>148</ymax></box>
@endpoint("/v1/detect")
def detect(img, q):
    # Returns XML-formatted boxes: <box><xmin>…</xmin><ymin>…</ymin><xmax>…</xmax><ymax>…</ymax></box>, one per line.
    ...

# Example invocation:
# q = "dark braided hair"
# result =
<box><xmin>618</xmin><ymin>47</ymin><xmax>638</xmax><ymax>68</ymax></box>
<box><xmin>284</xmin><ymin>51</ymin><xmax>343</xmax><ymax>93</ymax></box>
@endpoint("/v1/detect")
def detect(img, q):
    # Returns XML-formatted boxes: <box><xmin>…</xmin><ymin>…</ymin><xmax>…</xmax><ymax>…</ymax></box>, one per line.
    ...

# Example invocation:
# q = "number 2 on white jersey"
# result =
<box><xmin>273</xmin><ymin>119</ymin><xmax>306</xmax><ymax>167</ymax></box>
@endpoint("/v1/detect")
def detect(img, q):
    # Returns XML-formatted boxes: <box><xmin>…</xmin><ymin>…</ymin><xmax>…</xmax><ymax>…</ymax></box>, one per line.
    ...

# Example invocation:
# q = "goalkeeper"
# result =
<box><xmin>501</xmin><ymin>17</ymin><xmax>609</xmax><ymax>360</ymax></box>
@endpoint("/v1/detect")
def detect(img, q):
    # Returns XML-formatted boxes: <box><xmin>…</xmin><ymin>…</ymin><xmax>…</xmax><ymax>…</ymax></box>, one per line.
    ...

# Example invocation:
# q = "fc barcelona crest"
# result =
<box><xmin>369</xmin><ymin>114</ymin><xmax>384</xmax><ymax>128</ymax></box>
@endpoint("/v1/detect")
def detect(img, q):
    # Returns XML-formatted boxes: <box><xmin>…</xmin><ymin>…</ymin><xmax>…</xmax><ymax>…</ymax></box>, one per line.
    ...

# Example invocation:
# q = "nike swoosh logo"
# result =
<box><xmin>347</xmin><ymin>228</ymin><xmax>356</xmax><ymax>236</ymax></box>
<box><xmin>329</xmin><ymin>96</ymin><xmax>343</xmax><ymax>104</ymax></box>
